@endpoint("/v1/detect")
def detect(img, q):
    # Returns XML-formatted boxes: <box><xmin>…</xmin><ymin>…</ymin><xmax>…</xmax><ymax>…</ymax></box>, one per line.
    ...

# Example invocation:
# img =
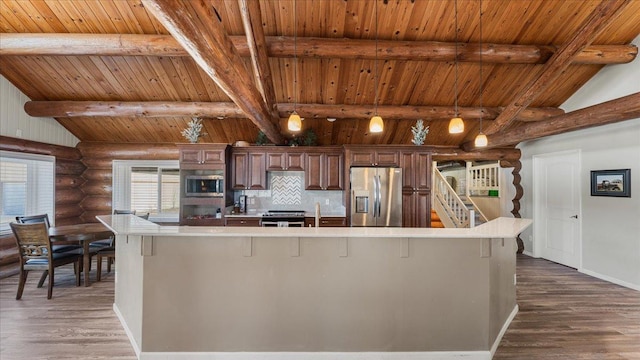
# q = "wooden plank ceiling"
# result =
<box><xmin>1</xmin><ymin>0</ymin><xmax>639</xmax><ymax>148</ymax></box>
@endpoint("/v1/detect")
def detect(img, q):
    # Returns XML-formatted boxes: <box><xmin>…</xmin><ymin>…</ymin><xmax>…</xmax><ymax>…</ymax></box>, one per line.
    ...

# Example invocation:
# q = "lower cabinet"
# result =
<box><xmin>225</xmin><ymin>217</ymin><xmax>262</xmax><ymax>227</ymax></box>
<box><xmin>304</xmin><ymin>217</ymin><xmax>347</xmax><ymax>227</ymax></box>
<box><xmin>402</xmin><ymin>190</ymin><xmax>431</xmax><ymax>228</ymax></box>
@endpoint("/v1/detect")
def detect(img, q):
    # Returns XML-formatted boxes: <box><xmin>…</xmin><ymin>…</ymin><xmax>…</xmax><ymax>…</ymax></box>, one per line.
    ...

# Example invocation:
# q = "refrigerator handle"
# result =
<box><xmin>377</xmin><ymin>175</ymin><xmax>382</xmax><ymax>217</ymax></box>
<box><xmin>373</xmin><ymin>175</ymin><xmax>379</xmax><ymax>218</ymax></box>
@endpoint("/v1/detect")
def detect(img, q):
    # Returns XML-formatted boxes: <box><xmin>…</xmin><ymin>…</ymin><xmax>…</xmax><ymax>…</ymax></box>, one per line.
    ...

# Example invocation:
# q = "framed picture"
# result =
<box><xmin>590</xmin><ymin>169</ymin><xmax>631</xmax><ymax>197</ymax></box>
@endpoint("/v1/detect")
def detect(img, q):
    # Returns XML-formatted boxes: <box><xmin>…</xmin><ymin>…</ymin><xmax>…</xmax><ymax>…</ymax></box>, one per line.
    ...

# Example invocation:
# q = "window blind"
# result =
<box><xmin>0</xmin><ymin>151</ymin><xmax>55</xmax><ymax>234</ymax></box>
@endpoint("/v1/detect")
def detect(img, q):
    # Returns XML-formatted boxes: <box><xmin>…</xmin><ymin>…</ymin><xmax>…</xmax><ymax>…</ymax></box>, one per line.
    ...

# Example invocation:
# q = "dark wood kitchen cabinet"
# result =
<box><xmin>266</xmin><ymin>150</ymin><xmax>305</xmax><ymax>171</ymax></box>
<box><xmin>400</xmin><ymin>151</ymin><xmax>431</xmax><ymax>192</ymax></box>
<box><xmin>400</xmin><ymin>150</ymin><xmax>432</xmax><ymax>227</ymax></box>
<box><xmin>305</xmin><ymin>217</ymin><xmax>347</xmax><ymax>227</ymax></box>
<box><xmin>347</xmin><ymin>148</ymin><xmax>399</xmax><ymax>167</ymax></box>
<box><xmin>179</xmin><ymin>144</ymin><xmax>226</xmax><ymax>169</ymax></box>
<box><xmin>402</xmin><ymin>190</ymin><xmax>431</xmax><ymax>228</ymax></box>
<box><xmin>225</xmin><ymin>217</ymin><xmax>261</xmax><ymax>227</ymax></box>
<box><xmin>231</xmin><ymin>150</ymin><xmax>266</xmax><ymax>190</ymax></box>
<box><xmin>178</xmin><ymin>144</ymin><xmax>231</xmax><ymax>226</ymax></box>
<box><xmin>305</xmin><ymin>149</ymin><xmax>343</xmax><ymax>190</ymax></box>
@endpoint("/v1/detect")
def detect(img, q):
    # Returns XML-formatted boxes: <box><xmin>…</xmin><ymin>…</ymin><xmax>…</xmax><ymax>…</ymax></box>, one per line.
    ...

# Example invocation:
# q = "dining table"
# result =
<box><xmin>49</xmin><ymin>223</ymin><xmax>114</xmax><ymax>287</ymax></box>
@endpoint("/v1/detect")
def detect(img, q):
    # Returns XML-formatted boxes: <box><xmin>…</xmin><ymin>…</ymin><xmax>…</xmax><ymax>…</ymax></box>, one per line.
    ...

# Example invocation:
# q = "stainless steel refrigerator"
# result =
<box><xmin>350</xmin><ymin>167</ymin><xmax>402</xmax><ymax>227</ymax></box>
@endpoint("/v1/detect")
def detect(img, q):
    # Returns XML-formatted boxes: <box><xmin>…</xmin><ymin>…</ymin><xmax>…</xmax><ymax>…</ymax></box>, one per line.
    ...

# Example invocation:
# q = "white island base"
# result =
<box><xmin>98</xmin><ymin>216</ymin><xmax>532</xmax><ymax>360</ymax></box>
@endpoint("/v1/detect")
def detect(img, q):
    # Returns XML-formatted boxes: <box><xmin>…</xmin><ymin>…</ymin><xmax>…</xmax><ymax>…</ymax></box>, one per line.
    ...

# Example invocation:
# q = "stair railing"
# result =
<box><xmin>464</xmin><ymin>162</ymin><xmax>498</xmax><ymax>225</ymax></box>
<box><xmin>466</xmin><ymin>162</ymin><xmax>500</xmax><ymax>196</ymax></box>
<box><xmin>433</xmin><ymin>167</ymin><xmax>470</xmax><ymax>228</ymax></box>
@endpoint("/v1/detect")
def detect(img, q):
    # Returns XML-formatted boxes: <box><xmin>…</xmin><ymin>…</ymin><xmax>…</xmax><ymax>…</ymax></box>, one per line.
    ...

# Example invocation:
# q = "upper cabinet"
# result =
<box><xmin>231</xmin><ymin>150</ymin><xmax>267</xmax><ymax>190</ymax></box>
<box><xmin>400</xmin><ymin>151</ymin><xmax>431</xmax><ymax>192</ymax></box>
<box><xmin>348</xmin><ymin>148</ymin><xmax>400</xmax><ymax>167</ymax></box>
<box><xmin>266</xmin><ymin>150</ymin><xmax>305</xmax><ymax>171</ymax></box>
<box><xmin>305</xmin><ymin>149</ymin><xmax>344</xmax><ymax>190</ymax></box>
<box><xmin>179</xmin><ymin>145</ymin><xmax>226</xmax><ymax>169</ymax></box>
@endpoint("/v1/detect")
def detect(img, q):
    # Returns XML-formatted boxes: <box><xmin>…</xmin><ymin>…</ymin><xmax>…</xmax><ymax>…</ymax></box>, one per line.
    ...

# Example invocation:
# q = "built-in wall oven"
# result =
<box><xmin>261</xmin><ymin>210</ymin><xmax>305</xmax><ymax>227</ymax></box>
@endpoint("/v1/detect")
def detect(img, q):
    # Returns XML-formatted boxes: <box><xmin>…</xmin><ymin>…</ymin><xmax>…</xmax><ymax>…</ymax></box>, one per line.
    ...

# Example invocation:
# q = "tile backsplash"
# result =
<box><xmin>235</xmin><ymin>171</ymin><xmax>345</xmax><ymax>215</ymax></box>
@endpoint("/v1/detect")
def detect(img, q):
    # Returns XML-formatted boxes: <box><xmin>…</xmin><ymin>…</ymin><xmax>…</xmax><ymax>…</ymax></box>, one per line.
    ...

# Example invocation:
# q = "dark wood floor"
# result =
<box><xmin>494</xmin><ymin>255</ymin><xmax>640</xmax><ymax>359</ymax></box>
<box><xmin>0</xmin><ymin>263</ymin><xmax>136</xmax><ymax>359</ymax></box>
<box><xmin>1</xmin><ymin>256</ymin><xmax>638</xmax><ymax>359</ymax></box>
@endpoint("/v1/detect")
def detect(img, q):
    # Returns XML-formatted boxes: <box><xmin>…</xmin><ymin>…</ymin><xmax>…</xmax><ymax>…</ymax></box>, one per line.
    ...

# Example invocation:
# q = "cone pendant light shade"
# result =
<box><xmin>369</xmin><ymin>115</ymin><xmax>384</xmax><ymax>133</ymax></box>
<box><xmin>449</xmin><ymin>117</ymin><xmax>464</xmax><ymax>133</ymax></box>
<box><xmin>474</xmin><ymin>133</ymin><xmax>488</xmax><ymax>147</ymax></box>
<box><xmin>288</xmin><ymin>112</ymin><xmax>302</xmax><ymax>131</ymax></box>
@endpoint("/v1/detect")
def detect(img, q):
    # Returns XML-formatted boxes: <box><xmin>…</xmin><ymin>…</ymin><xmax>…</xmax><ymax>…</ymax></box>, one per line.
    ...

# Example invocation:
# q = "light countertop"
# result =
<box><xmin>225</xmin><ymin>211</ymin><xmax>346</xmax><ymax>217</ymax></box>
<box><xmin>98</xmin><ymin>215</ymin><xmax>532</xmax><ymax>239</ymax></box>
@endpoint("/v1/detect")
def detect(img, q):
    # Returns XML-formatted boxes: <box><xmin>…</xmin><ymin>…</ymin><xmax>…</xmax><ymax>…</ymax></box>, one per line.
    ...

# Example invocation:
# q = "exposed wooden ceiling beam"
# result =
<box><xmin>431</xmin><ymin>147</ymin><xmax>521</xmax><ymax>162</ymax></box>
<box><xmin>1</xmin><ymin>33</ymin><xmax>636</xmax><ymax>65</ymax></box>
<box><xmin>239</xmin><ymin>0</ymin><xmax>278</xmax><ymax>117</ymax></box>
<box><xmin>462</xmin><ymin>92</ymin><xmax>640</xmax><ymax>150</ymax></box>
<box><xmin>472</xmin><ymin>0</ymin><xmax>632</xmax><ymax>142</ymax></box>
<box><xmin>24</xmin><ymin>101</ymin><xmax>563</xmax><ymax>122</ymax></box>
<box><xmin>140</xmin><ymin>0</ymin><xmax>284</xmax><ymax>144</ymax></box>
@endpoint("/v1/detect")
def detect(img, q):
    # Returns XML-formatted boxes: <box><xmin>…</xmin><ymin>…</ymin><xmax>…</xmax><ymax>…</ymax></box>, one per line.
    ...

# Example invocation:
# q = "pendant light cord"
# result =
<box><xmin>374</xmin><ymin>0</ymin><xmax>379</xmax><ymax>116</ymax></box>
<box><xmin>453</xmin><ymin>0</ymin><xmax>459</xmax><ymax>118</ymax></box>
<box><xmin>478</xmin><ymin>0</ymin><xmax>483</xmax><ymax>133</ymax></box>
<box><xmin>293</xmin><ymin>0</ymin><xmax>297</xmax><ymax>112</ymax></box>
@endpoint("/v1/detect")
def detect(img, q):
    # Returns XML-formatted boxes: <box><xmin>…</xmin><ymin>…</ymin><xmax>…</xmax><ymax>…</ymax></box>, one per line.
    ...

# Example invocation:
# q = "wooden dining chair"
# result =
<box><xmin>16</xmin><ymin>214</ymin><xmax>82</xmax><ymax>253</ymax></box>
<box><xmin>16</xmin><ymin>214</ymin><xmax>84</xmax><ymax>288</ymax></box>
<box><xmin>10</xmin><ymin>222</ymin><xmax>82</xmax><ymax>300</ymax></box>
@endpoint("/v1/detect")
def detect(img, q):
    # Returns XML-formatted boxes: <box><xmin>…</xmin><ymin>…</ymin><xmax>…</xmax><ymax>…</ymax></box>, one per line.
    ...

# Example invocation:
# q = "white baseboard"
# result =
<box><xmin>579</xmin><ymin>268</ymin><xmax>640</xmax><ymax>291</ymax></box>
<box><xmin>113</xmin><ymin>303</ymin><xmax>141</xmax><ymax>358</ymax></box>
<box><xmin>140</xmin><ymin>351</ymin><xmax>492</xmax><ymax>360</ymax></box>
<box><xmin>490</xmin><ymin>305</ymin><xmax>519</xmax><ymax>357</ymax></box>
<box><xmin>522</xmin><ymin>251</ymin><xmax>534</xmax><ymax>257</ymax></box>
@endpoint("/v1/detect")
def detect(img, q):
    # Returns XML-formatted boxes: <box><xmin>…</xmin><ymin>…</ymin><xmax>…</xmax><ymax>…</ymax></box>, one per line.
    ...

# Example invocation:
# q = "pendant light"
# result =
<box><xmin>369</xmin><ymin>0</ymin><xmax>383</xmax><ymax>133</ymax></box>
<box><xmin>474</xmin><ymin>0</ymin><xmax>488</xmax><ymax>147</ymax></box>
<box><xmin>287</xmin><ymin>0</ymin><xmax>302</xmax><ymax>132</ymax></box>
<box><xmin>448</xmin><ymin>0</ymin><xmax>464</xmax><ymax>134</ymax></box>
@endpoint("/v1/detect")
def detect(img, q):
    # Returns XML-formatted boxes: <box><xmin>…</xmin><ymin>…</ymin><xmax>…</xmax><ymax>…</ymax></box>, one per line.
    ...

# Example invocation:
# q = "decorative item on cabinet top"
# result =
<box><xmin>181</xmin><ymin>118</ymin><xmax>205</xmax><ymax>144</ymax></box>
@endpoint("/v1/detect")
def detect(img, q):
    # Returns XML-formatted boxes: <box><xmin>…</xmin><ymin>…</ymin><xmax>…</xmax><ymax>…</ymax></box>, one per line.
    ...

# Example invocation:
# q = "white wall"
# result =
<box><xmin>518</xmin><ymin>35</ymin><xmax>640</xmax><ymax>289</ymax></box>
<box><xmin>0</xmin><ymin>75</ymin><xmax>78</xmax><ymax>147</ymax></box>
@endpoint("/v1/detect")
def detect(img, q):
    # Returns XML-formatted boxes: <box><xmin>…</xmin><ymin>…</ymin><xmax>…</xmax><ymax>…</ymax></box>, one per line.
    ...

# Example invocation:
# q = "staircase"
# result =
<box><xmin>432</xmin><ymin>164</ymin><xmax>491</xmax><ymax>228</ymax></box>
<box><xmin>431</xmin><ymin>209</ymin><xmax>444</xmax><ymax>228</ymax></box>
<box><xmin>460</xmin><ymin>195</ymin><xmax>486</xmax><ymax>226</ymax></box>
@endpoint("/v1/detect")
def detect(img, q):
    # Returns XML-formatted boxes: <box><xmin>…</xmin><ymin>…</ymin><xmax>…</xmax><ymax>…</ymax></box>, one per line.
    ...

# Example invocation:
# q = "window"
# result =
<box><xmin>112</xmin><ymin>160</ymin><xmax>180</xmax><ymax>222</ymax></box>
<box><xmin>0</xmin><ymin>151</ymin><xmax>55</xmax><ymax>234</ymax></box>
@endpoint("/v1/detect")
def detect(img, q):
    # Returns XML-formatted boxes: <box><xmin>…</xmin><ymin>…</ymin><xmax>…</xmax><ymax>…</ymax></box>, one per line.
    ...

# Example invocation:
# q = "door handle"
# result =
<box><xmin>570</xmin><ymin>215</ymin><xmax>578</xmax><ymax>219</ymax></box>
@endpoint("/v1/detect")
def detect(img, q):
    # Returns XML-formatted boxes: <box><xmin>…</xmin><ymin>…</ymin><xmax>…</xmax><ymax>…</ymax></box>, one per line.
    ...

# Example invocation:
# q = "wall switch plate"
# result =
<box><xmin>325</xmin><ymin>199</ymin><xmax>330</xmax><ymax>205</ymax></box>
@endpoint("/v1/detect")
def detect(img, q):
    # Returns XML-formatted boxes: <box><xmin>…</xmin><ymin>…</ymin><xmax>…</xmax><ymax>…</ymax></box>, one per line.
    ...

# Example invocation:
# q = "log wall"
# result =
<box><xmin>76</xmin><ymin>142</ymin><xmax>179</xmax><ymax>223</ymax></box>
<box><xmin>0</xmin><ymin>136</ymin><xmax>85</xmax><ymax>270</ymax></box>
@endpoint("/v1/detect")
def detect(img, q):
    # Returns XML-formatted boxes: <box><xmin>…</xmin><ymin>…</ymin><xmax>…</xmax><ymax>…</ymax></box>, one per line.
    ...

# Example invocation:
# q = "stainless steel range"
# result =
<box><xmin>261</xmin><ymin>210</ymin><xmax>306</xmax><ymax>227</ymax></box>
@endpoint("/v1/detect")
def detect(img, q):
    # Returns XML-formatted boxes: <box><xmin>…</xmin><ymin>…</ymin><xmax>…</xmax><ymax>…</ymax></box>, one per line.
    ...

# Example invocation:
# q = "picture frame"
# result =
<box><xmin>590</xmin><ymin>169</ymin><xmax>631</xmax><ymax>197</ymax></box>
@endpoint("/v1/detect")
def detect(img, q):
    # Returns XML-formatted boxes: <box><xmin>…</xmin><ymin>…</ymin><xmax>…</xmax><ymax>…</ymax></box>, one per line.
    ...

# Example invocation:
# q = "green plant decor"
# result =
<box><xmin>303</xmin><ymin>129</ymin><xmax>317</xmax><ymax>146</ymax></box>
<box><xmin>255</xmin><ymin>131</ymin><xmax>268</xmax><ymax>145</ymax></box>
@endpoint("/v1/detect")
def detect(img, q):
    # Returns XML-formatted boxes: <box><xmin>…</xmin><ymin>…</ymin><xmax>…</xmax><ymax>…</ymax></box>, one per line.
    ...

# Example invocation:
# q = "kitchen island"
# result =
<box><xmin>98</xmin><ymin>215</ymin><xmax>532</xmax><ymax>360</ymax></box>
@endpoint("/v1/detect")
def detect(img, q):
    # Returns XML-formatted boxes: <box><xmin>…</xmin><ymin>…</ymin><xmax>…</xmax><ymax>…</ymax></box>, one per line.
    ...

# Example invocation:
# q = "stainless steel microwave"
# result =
<box><xmin>185</xmin><ymin>175</ymin><xmax>224</xmax><ymax>197</ymax></box>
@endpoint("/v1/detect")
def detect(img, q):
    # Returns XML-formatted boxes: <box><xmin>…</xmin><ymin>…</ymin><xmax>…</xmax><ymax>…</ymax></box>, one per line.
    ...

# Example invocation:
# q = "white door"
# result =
<box><xmin>533</xmin><ymin>150</ymin><xmax>581</xmax><ymax>268</ymax></box>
